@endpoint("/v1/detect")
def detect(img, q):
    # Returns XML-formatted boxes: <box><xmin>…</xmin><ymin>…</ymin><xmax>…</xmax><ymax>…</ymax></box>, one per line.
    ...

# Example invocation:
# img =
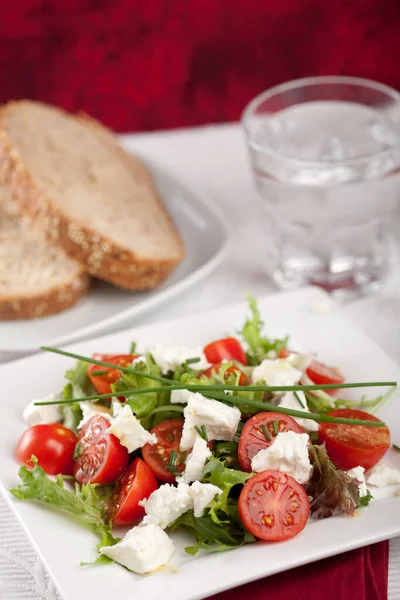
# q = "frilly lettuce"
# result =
<box><xmin>239</xmin><ymin>296</ymin><xmax>288</xmax><ymax>365</ymax></box>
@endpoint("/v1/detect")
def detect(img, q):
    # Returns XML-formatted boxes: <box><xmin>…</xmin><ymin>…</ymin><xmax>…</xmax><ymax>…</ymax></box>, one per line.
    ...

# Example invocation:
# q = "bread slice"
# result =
<box><xmin>0</xmin><ymin>189</ymin><xmax>89</xmax><ymax>320</ymax></box>
<box><xmin>0</xmin><ymin>101</ymin><xmax>185</xmax><ymax>290</ymax></box>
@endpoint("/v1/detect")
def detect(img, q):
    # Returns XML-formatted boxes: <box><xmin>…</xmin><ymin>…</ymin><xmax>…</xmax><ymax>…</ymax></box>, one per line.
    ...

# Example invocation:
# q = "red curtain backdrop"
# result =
<box><xmin>0</xmin><ymin>0</ymin><xmax>399</xmax><ymax>132</ymax></box>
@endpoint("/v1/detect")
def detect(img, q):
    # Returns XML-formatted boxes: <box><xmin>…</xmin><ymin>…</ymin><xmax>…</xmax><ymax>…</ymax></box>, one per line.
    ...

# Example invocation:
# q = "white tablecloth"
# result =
<box><xmin>0</xmin><ymin>123</ymin><xmax>399</xmax><ymax>599</ymax></box>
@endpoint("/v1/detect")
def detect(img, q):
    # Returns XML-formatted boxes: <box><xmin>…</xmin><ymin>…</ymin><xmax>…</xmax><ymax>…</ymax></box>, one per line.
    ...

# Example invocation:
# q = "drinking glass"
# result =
<box><xmin>242</xmin><ymin>76</ymin><xmax>400</xmax><ymax>297</ymax></box>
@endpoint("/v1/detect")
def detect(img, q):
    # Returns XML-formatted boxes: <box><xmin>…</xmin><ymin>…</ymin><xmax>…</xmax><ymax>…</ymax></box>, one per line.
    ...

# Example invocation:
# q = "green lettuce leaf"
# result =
<box><xmin>111</xmin><ymin>355</ymin><xmax>162</xmax><ymax>428</ymax></box>
<box><xmin>239</xmin><ymin>296</ymin><xmax>288</xmax><ymax>365</ymax></box>
<box><xmin>10</xmin><ymin>457</ymin><xmax>119</xmax><ymax>563</ymax></box>
<box><xmin>170</xmin><ymin>458</ymin><xmax>255</xmax><ymax>554</ymax></box>
<box><xmin>61</xmin><ymin>360</ymin><xmax>97</xmax><ymax>433</ymax></box>
<box><xmin>307</xmin><ymin>445</ymin><xmax>359</xmax><ymax>518</ymax></box>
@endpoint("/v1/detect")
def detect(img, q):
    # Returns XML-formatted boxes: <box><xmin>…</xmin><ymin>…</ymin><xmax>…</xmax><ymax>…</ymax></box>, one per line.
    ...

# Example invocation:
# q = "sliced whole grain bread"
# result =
<box><xmin>0</xmin><ymin>101</ymin><xmax>185</xmax><ymax>290</ymax></box>
<box><xmin>0</xmin><ymin>188</ymin><xmax>89</xmax><ymax>320</ymax></box>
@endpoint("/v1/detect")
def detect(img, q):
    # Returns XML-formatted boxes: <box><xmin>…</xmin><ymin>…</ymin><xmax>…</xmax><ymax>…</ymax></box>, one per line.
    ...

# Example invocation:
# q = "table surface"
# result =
<box><xmin>0</xmin><ymin>123</ymin><xmax>399</xmax><ymax>600</ymax></box>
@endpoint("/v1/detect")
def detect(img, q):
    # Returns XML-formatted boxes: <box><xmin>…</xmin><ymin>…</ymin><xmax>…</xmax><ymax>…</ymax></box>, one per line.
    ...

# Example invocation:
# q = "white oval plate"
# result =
<box><xmin>0</xmin><ymin>160</ymin><xmax>228</xmax><ymax>358</ymax></box>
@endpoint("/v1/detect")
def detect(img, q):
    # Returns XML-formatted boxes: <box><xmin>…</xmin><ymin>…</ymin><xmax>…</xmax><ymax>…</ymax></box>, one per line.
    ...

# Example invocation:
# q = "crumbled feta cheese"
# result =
<box><xmin>140</xmin><ymin>483</ymin><xmax>193</xmax><ymax>529</ymax></box>
<box><xmin>170</xmin><ymin>389</ymin><xmax>192</xmax><ymax>404</ymax></box>
<box><xmin>251</xmin><ymin>431</ymin><xmax>312</xmax><ymax>484</ymax></box>
<box><xmin>100</xmin><ymin>524</ymin><xmax>174</xmax><ymax>574</ymax></box>
<box><xmin>347</xmin><ymin>465</ymin><xmax>368</xmax><ymax>497</ymax></box>
<box><xmin>278</xmin><ymin>391</ymin><xmax>319</xmax><ymax>432</ymax></box>
<box><xmin>189</xmin><ymin>481</ymin><xmax>222</xmax><ymax>517</ymax></box>
<box><xmin>180</xmin><ymin>437</ymin><xmax>211</xmax><ymax>483</ymax></box>
<box><xmin>366</xmin><ymin>463</ymin><xmax>400</xmax><ymax>487</ymax></box>
<box><xmin>180</xmin><ymin>393</ymin><xmax>241</xmax><ymax>451</ymax></box>
<box><xmin>107</xmin><ymin>405</ymin><xmax>156</xmax><ymax>452</ymax></box>
<box><xmin>78</xmin><ymin>402</ymin><xmax>111</xmax><ymax>430</ymax></box>
<box><xmin>283</xmin><ymin>353</ymin><xmax>315</xmax><ymax>373</ymax></box>
<box><xmin>111</xmin><ymin>398</ymin><xmax>124</xmax><ymax>417</ymax></box>
<box><xmin>145</xmin><ymin>342</ymin><xmax>210</xmax><ymax>373</ymax></box>
<box><xmin>251</xmin><ymin>359</ymin><xmax>302</xmax><ymax>386</ymax></box>
<box><xmin>22</xmin><ymin>394</ymin><xmax>62</xmax><ymax>426</ymax></box>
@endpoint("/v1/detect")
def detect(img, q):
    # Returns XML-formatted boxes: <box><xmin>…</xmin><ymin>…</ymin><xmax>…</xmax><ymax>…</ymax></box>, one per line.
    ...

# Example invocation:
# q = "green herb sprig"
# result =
<box><xmin>38</xmin><ymin>346</ymin><xmax>396</xmax><ymax>429</ymax></box>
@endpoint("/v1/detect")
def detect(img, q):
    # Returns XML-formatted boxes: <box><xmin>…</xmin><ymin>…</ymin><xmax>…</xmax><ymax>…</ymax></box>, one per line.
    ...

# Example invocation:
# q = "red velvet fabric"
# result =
<box><xmin>209</xmin><ymin>542</ymin><xmax>389</xmax><ymax>600</ymax></box>
<box><xmin>0</xmin><ymin>0</ymin><xmax>400</xmax><ymax>132</ymax></box>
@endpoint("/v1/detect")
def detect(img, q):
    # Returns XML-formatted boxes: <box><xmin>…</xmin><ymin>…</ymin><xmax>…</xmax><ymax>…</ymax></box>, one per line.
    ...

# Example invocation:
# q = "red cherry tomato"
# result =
<box><xmin>204</xmin><ymin>338</ymin><xmax>247</xmax><ymax>365</ymax></box>
<box><xmin>238</xmin><ymin>470</ymin><xmax>310</xmax><ymax>541</ymax></box>
<box><xmin>238</xmin><ymin>412</ymin><xmax>305</xmax><ymax>472</ymax></box>
<box><xmin>318</xmin><ymin>408</ymin><xmax>390</xmax><ymax>471</ymax></box>
<box><xmin>16</xmin><ymin>424</ymin><xmax>77</xmax><ymax>475</ymax></box>
<box><xmin>279</xmin><ymin>349</ymin><xmax>344</xmax><ymax>396</ymax></box>
<box><xmin>108</xmin><ymin>458</ymin><xmax>158</xmax><ymax>525</ymax></box>
<box><xmin>142</xmin><ymin>419</ymin><xmax>187</xmax><ymax>483</ymax></box>
<box><xmin>88</xmin><ymin>354</ymin><xmax>137</xmax><ymax>395</ymax></box>
<box><xmin>201</xmin><ymin>361</ymin><xmax>249</xmax><ymax>386</ymax></box>
<box><xmin>73</xmin><ymin>415</ymin><xmax>129</xmax><ymax>484</ymax></box>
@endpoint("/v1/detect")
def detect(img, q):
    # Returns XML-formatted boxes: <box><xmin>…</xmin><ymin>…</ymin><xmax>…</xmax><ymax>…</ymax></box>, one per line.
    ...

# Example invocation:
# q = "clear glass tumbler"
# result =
<box><xmin>242</xmin><ymin>76</ymin><xmax>400</xmax><ymax>297</ymax></box>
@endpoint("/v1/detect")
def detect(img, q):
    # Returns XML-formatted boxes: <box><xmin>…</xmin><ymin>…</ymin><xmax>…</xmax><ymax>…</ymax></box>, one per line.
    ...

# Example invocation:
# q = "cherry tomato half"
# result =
<box><xmin>318</xmin><ymin>408</ymin><xmax>390</xmax><ymax>471</ymax></box>
<box><xmin>238</xmin><ymin>470</ymin><xmax>310</xmax><ymax>541</ymax></box>
<box><xmin>204</xmin><ymin>338</ymin><xmax>247</xmax><ymax>365</ymax></box>
<box><xmin>88</xmin><ymin>354</ymin><xmax>137</xmax><ymax>395</ymax></box>
<box><xmin>238</xmin><ymin>412</ymin><xmax>305</xmax><ymax>472</ymax></box>
<box><xmin>279</xmin><ymin>349</ymin><xmax>344</xmax><ymax>396</ymax></box>
<box><xmin>201</xmin><ymin>361</ymin><xmax>249</xmax><ymax>386</ymax></box>
<box><xmin>142</xmin><ymin>419</ymin><xmax>187</xmax><ymax>483</ymax></box>
<box><xmin>108</xmin><ymin>458</ymin><xmax>158</xmax><ymax>525</ymax></box>
<box><xmin>73</xmin><ymin>415</ymin><xmax>129</xmax><ymax>484</ymax></box>
<box><xmin>16</xmin><ymin>424</ymin><xmax>77</xmax><ymax>475</ymax></box>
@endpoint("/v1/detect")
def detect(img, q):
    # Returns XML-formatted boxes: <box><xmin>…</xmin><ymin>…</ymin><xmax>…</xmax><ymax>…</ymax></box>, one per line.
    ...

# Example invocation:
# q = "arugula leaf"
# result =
<box><xmin>203</xmin><ymin>458</ymin><xmax>252</xmax><ymax>524</ymax></box>
<box><xmin>169</xmin><ymin>511</ymin><xmax>254</xmax><ymax>555</ymax></box>
<box><xmin>170</xmin><ymin>458</ymin><xmax>255</xmax><ymax>554</ymax></box>
<box><xmin>307</xmin><ymin>445</ymin><xmax>359</xmax><ymax>518</ymax></box>
<box><xmin>129</xmin><ymin>341</ymin><xmax>137</xmax><ymax>354</ymax></box>
<box><xmin>357</xmin><ymin>489</ymin><xmax>373</xmax><ymax>508</ymax></box>
<box><xmin>239</xmin><ymin>296</ymin><xmax>288</xmax><ymax>365</ymax></box>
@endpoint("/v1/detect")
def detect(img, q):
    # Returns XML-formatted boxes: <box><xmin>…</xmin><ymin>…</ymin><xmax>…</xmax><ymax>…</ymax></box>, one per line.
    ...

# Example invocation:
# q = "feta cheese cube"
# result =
<box><xmin>170</xmin><ymin>389</ymin><xmax>192</xmax><ymax>404</ymax></box>
<box><xmin>78</xmin><ymin>402</ymin><xmax>111</xmax><ymax>430</ymax></box>
<box><xmin>189</xmin><ymin>481</ymin><xmax>222</xmax><ymax>517</ymax></box>
<box><xmin>251</xmin><ymin>359</ymin><xmax>302</xmax><ymax>386</ymax></box>
<box><xmin>111</xmin><ymin>398</ymin><xmax>124</xmax><ymax>418</ymax></box>
<box><xmin>180</xmin><ymin>393</ymin><xmax>241</xmax><ymax>451</ymax></box>
<box><xmin>100</xmin><ymin>524</ymin><xmax>174</xmax><ymax>574</ymax></box>
<box><xmin>180</xmin><ymin>437</ymin><xmax>211</xmax><ymax>483</ymax></box>
<box><xmin>140</xmin><ymin>483</ymin><xmax>193</xmax><ymax>529</ymax></box>
<box><xmin>278</xmin><ymin>391</ymin><xmax>319</xmax><ymax>432</ymax></box>
<box><xmin>347</xmin><ymin>465</ymin><xmax>368</xmax><ymax>497</ymax></box>
<box><xmin>251</xmin><ymin>431</ymin><xmax>312</xmax><ymax>485</ymax></box>
<box><xmin>145</xmin><ymin>342</ymin><xmax>210</xmax><ymax>374</ymax></box>
<box><xmin>107</xmin><ymin>405</ymin><xmax>156</xmax><ymax>452</ymax></box>
<box><xmin>22</xmin><ymin>394</ymin><xmax>62</xmax><ymax>426</ymax></box>
<box><xmin>366</xmin><ymin>463</ymin><xmax>400</xmax><ymax>487</ymax></box>
<box><xmin>283</xmin><ymin>352</ymin><xmax>315</xmax><ymax>373</ymax></box>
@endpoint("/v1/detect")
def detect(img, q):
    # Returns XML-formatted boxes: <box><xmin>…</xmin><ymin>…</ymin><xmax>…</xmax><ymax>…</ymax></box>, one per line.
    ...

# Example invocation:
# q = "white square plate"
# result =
<box><xmin>0</xmin><ymin>287</ymin><xmax>399</xmax><ymax>600</ymax></box>
<box><xmin>0</xmin><ymin>159</ymin><xmax>227</xmax><ymax>359</ymax></box>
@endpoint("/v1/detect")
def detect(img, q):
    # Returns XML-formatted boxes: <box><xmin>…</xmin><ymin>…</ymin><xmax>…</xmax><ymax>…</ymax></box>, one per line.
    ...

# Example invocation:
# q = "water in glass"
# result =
<box><xmin>248</xmin><ymin>98</ymin><xmax>400</xmax><ymax>296</ymax></box>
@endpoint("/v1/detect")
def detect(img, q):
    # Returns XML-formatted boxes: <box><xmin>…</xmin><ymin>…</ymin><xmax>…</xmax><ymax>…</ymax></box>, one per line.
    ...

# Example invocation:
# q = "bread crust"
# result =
<box><xmin>0</xmin><ymin>270</ymin><xmax>90</xmax><ymax>320</ymax></box>
<box><xmin>0</xmin><ymin>101</ymin><xmax>185</xmax><ymax>290</ymax></box>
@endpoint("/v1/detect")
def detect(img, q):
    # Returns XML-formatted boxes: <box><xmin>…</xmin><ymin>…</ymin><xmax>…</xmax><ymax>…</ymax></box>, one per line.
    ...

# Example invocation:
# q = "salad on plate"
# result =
<box><xmin>10</xmin><ymin>298</ymin><xmax>400</xmax><ymax>576</ymax></box>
